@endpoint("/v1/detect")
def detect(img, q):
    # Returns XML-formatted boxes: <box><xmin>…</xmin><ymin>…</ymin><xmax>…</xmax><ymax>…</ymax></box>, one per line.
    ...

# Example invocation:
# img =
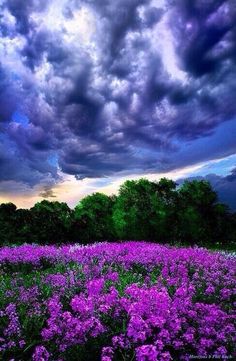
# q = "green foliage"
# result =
<box><xmin>29</xmin><ymin>200</ymin><xmax>72</xmax><ymax>244</ymax></box>
<box><xmin>113</xmin><ymin>179</ymin><xmax>154</xmax><ymax>239</ymax></box>
<box><xmin>178</xmin><ymin>180</ymin><xmax>223</xmax><ymax>246</ymax></box>
<box><xmin>0</xmin><ymin>179</ymin><xmax>235</xmax><ymax>249</ymax></box>
<box><xmin>113</xmin><ymin>178</ymin><xmax>179</xmax><ymax>242</ymax></box>
<box><xmin>0</xmin><ymin>203</ymin><xmax>17</xmax><ymax>245</ymax></box>
<box><xmin>73</xmin><ymin>193</ymin><xmax>116</xmax><ymax>243</ymax></box>
<box><xmin>0</xmin><ymin>201</ymin><xmax>72</xmax><ymax>245</ymax></box>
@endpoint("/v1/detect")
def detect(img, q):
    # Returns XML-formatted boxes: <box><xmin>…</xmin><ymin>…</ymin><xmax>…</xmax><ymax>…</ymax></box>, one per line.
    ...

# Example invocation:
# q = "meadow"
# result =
<box><xmin>0</xmin><ymin>242</ymin><xmax>235</xmax><ymax>361</ymax></box>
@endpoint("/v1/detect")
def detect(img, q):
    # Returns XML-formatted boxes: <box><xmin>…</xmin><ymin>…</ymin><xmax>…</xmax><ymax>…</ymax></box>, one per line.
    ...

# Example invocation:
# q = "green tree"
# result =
<box><xmin>151</xmin><ymin>178</ymin><xmax>179</xmax><ymax>243</ymax></box>
<box><xmin>177</xmin><ymin>180</ymin><xmax>219</xmax><ymax>246</ymax></box>
<box><xmin>15</xmin><ymin>209</ymin><xmax>32</xmax><ymax>244</ymax></box>
<box><xmin>113</xmin><ymin>179</ymin><xmax>153</xmax><ymax>240</ymax></box>
<box><xmin>30</xmin><ymin>200</ymin><xmax>72</xmax><ymax>244</ymax></box>
<box><xmin>0</xmin><ymin>203</ymin><xmax>17</xmax><ymax>245</ymax></box>
<box><xmin>112</xmin><ymin>178</ymin><xmax>178</xmax><ymax>242</ymax></box>
<box><xmin>73</xmin><ymin>193</ymin><xmax>116</xmax><ymax>243</ymax></box>
<box><xmin>0</xmin><ymin>178</ymin><xmax>235</xmax><ymax>249</ymax></box>
<box><xmin>212</xmin><ymin>203</ymin><xmax>236</xmax><ymax>249</ymax></box>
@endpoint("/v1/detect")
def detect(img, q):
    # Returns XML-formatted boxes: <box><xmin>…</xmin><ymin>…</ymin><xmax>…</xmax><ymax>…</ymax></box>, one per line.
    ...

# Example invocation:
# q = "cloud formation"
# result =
<box><xmin>179</xmin><ymin>166</ymin><xmax>236</xmax><ymax>211</ymax></box>
<box><xmin>39</xmin><ymin>185</ymin><xmax>57</xmax><ymax>199</ymax></box>
<box><xmin>0</xmin><ymin>0</ymin><xmax>236</xmax><ymax>193</ymax></box>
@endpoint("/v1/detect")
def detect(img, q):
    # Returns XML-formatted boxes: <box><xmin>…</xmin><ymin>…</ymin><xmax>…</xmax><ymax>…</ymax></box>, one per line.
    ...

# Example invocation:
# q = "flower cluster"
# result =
<box><xmin>0</xmin><ymin>242</ymin><xmax>235</xmax><ymax>360</ymax></box>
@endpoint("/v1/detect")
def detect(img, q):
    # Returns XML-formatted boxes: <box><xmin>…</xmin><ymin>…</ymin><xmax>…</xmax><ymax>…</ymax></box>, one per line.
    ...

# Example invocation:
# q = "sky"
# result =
<box><xmin>0</xmin><ymin>0</ymin><xmax>236</xmax><ymax>210</ymax></box>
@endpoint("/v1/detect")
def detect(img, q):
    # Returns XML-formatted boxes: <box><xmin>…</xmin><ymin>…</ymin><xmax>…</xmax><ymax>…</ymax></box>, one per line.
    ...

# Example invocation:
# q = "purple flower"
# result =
<box><xmin>87</xmin><ymin>277</ymin><xmax>105</xmax><ymax>296</ymax></box>
<box><xmin>32</xmin><ymin>346</ymin><xmax>50</xmax><ymax>361</ymax></box>
<box><xmin>136</xmin><ymin>345</ymin><xmax>158</xmax><ymax>361</ymax></box>
<box><xmin>102</xmin><ymin>346</ymin><xmax>114</xmax><ymax>359</ymax></box>
<box><xmin>1</xmin><ymin>242</ymin><xmax>235</xmax><ymax>359</ymax></box>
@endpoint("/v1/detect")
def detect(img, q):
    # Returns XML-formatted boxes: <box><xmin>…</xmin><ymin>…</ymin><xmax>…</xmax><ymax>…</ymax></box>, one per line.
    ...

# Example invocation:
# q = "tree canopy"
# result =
<box><xmin>0</xmin><ymin>178</ymin><xmax>235</xmax><ymax>249</ymax></box>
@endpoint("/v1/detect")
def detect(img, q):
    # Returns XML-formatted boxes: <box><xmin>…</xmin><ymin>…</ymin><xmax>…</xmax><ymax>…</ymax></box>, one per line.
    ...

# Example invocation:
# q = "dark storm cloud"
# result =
<box><xmin>79</xmin><ymin>0</ymin><xmax>151</xmax><ymax>61</ymax></box>
<box><xmin>225</xmin><ymin>167</ymin><xmax>236</xmax><ymax>182</ymax></box>
<box><xmin>0</xmin><ymin>63</ymin><xmax>26</xmax><ymax>123</ymax></box>
<box><xmin>172</xmin><ymin>0</ymin><xmax>236</xmax><ymax>76</ymax></box>
<box><xmin>4</xmin><ymin>0</ymin><xmax>49</xmax><ymax>35</ymax></box>
<box><xmin>0</xmin><ymin>0</ymin><xmax>236</xmax><ymax>188</ymax></box>
<box><xmin>8</xmin><ymin>120</ymin><xmax>56</xmax><ymax>153</ymax></box>
<box><xmin>0</xmin><ymin>136</ymin><xmax>58</xmax><ymax>187</ymax></box>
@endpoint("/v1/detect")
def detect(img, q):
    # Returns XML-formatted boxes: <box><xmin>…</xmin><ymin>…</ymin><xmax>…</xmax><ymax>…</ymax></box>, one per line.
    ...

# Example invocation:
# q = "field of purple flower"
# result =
<box><xmin>0</xmin><ymin>242</ymin><xmax>235</xmax><ymax>361</ymax></box>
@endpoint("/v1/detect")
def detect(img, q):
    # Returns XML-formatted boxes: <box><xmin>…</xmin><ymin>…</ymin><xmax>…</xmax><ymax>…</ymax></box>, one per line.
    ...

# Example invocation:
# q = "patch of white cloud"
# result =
<box><xmin>152</xmin><ymin>4</ymin><xmax>188</xmax><ymax>83</ymax></box>
<box><xmin>31</xmin><ymin>1</ymin><xmax>97</xmax><ymax>52</ymax></box>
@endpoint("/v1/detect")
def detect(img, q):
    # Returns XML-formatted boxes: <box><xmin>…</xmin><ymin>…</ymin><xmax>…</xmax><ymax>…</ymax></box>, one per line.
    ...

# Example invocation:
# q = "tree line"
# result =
<box><xmin>0</xmin><ymin>178</ymin><xmax>236</xmax><ymax>249</ymax></box>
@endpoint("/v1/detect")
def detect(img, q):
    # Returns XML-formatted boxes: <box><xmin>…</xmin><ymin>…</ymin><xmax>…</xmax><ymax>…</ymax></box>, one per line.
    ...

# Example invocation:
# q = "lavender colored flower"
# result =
<box><xmin>0</xmin><ymin>242</ymin><xmax>235</xmax><ymax>360</ymax></box>
<box><xmin>32</xmin><ymin>346</ymin><xmax>50</xmax><ymax>361</ymax></box>
<box><xmin>136</xmin><ymin>344</ymin><xmax>158</xmax><ymax>361</ymax></box>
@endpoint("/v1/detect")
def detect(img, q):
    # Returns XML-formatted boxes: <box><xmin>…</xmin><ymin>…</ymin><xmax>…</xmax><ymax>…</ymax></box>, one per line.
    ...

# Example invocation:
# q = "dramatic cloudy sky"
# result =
<box><xmin>0</xmin><ymin>0</ymin><xmax>236</xmax><ymax>209</ymax></box>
